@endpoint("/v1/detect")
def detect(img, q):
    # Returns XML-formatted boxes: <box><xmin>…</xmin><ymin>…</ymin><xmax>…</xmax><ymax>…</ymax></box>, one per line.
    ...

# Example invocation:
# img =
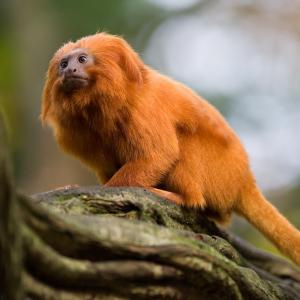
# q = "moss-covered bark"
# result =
<box><xmin>0</xmin><ymin>116</ymin><xmax>23</xmax><ymax>300</ymax></box>
<box><xmin>1</xmin><ymin>116</ymin><xmax>300</xmax><ymax>300</ymax></box>
<box><xmin>17</xmin><ymin>187</ymin><xmax>298</xmax><ymax>300</ymax></box>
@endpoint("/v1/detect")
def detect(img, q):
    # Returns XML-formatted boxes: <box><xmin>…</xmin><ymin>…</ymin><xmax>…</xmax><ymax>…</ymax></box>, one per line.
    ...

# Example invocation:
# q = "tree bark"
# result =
<box><xmin>1</xmin><ymin>117</ymin><xmax>300</xmax><ymax>300</ymax></box>
<box><xmin>0</xmin><ymin>116</ymin><xmax>23</xmax><ymax>300</ymax></box>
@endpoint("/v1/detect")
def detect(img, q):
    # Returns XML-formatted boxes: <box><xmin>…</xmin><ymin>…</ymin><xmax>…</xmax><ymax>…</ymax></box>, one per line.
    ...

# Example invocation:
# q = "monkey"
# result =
<box><xmin>41</xmin><ymin>32</ymin><xmax>300</xmax><ymax>266</ymax></box>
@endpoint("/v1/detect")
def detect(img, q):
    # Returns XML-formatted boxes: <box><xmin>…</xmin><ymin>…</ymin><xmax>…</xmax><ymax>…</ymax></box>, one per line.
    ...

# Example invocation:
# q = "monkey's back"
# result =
<box><xmin>149</xmin><ymin>71</ymin><xmax>254</xmax><ymax>210</ymax></box>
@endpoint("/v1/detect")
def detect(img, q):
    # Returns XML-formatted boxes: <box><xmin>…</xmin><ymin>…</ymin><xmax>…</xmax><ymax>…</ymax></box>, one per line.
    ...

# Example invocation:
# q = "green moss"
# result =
<box><xmin>26</xmin><ymin>186</ymin><xmax>300</xmax><ymax>300</ymax></box>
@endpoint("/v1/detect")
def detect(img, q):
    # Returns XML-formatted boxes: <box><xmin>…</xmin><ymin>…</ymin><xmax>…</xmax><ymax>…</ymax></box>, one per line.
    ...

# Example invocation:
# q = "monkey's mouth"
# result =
<box><xmin>61</xmin><ymin>75</ymin><xmax>89</xmax><ymax>92</ymax></box>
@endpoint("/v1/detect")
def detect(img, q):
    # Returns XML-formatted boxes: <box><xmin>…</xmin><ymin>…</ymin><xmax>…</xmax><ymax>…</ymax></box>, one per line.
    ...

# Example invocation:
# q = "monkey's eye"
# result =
<box><xmin>60</xmin><ymin>60</ymin><xmax>68</xmax><ymax>69</ymax></box>
<box><xmin>78</xmin><ymin>55</ymin><xmax>87</xmax><ymax>64</ymax></box>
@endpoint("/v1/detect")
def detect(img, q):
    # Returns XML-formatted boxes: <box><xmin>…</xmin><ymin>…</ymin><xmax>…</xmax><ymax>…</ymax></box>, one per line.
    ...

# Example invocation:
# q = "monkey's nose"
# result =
<box><xmin>68</xmin><ymin>67</ymin><xmax>77</xmax><ymax>73</ymax></box>
<box><xmin>65</xmin><ymin>68</ymin><xmax>77</xmax><ymax>76</ymax></box>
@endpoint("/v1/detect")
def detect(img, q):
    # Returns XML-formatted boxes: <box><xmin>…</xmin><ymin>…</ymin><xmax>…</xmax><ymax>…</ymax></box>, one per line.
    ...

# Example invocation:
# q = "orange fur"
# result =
<box><xmin>41</xmin><ymin>33</ymin><xmax>300</xmax><ymax>266</ymax></box>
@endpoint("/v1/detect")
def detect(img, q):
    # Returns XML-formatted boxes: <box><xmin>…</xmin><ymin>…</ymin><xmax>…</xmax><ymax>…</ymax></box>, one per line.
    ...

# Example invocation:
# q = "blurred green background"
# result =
<box><xmin>1</xmin><ymin>0</ymin><xmax>300</xmax><ymax>256</ymax></box>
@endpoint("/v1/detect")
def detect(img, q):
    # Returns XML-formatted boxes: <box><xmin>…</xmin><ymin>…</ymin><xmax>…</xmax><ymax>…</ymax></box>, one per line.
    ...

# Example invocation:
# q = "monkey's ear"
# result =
<box><xmin>117</xmin><ymin>40</ymin><xmax>144</xmax><ymax>84</ymax></box>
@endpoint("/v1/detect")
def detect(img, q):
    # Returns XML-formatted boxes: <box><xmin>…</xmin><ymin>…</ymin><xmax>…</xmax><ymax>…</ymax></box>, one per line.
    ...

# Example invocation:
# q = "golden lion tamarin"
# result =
<box><xmin>41</xmin><ymin>33</ymin><xmax>300</xmax><ymax>266</ymax></box>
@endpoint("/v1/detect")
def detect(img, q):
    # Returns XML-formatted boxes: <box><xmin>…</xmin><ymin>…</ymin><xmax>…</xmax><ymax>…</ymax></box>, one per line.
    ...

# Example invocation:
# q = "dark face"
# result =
<box><xmin>58</xmin><ymin>48</ymin><xmax>94</xmax><ymax>93</ymax></box>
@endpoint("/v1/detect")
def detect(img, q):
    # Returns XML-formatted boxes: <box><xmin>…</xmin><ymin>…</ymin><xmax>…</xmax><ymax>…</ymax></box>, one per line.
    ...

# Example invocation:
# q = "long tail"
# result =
<box><xmin>235</xmin><ymin>186</ymin><xmax>300</xmax><ymax>266</ymax></box>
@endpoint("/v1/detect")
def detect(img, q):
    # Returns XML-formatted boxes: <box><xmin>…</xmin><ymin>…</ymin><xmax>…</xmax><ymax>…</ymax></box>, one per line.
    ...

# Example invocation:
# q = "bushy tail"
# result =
<box><xmin>235</xmin><ymin>186</ymin><xmax>300</xmax><ymax>266</ymax></box>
